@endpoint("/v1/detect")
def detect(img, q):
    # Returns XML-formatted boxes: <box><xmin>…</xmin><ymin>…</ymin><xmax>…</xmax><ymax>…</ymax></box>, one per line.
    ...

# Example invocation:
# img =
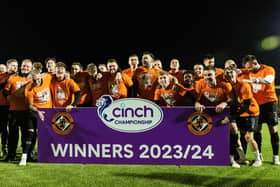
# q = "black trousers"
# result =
<box><xmin>0</xmin><ymin>105</ymin><xmax>9</xmax><ymax>149</ymax></box>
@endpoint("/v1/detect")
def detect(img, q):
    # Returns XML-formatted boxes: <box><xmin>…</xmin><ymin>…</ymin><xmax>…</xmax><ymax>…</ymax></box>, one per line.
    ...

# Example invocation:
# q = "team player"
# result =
<box><xmin>242</xmin><ymin>54</ymin><xmax>280</xmax><ymax>165</ymax></box>
<box><xmin>168</xmin><ymin>58</ymin><xmax>186</xmax><ymax>84</ymax></box>
<box><xmin>195</xmin><ymin>66</ymin><xmax>232</xmax><ymax>113</ymax></box>
<box><xmin>154</xmin><ymin>71</ymin><xmax>189</xmax><ymax>106</ymax></box>
<box><xmin>70</xmin><ymin>62</ymin><xmax>91</xmax><ymax>106</ymax></box>
<box><xmin>3</xmin><ymin>59</ymin><xmax>33</xmax><ymax>161</ymax></box>
<box><xmin>19</xmin><ymin>70</ymin><xmax>52</xmax><ymax>166</ymax></box>
<box><xmin>50</xmin><ymin>62</ymin><xmax>81</xmax><ymax>112</ymax></box>
<box><xmin>133</xmin><ymin>51</ymin><xmax>159</xmax><ymax>100</ymax></box>
<box><xmin>225</xmin><ymin>66</ymin><xmax>262</xmax><ymax>167</ymax></box>
<box><xmin>122</xmin><ymin>54</ymin><xmax>139</xmax><ymax>78</ymax></box>
<box><xmin>87</xmin><ymin>63</ymin><xmax>109</xmax><ymax>106</ymax></box>
<box><xmin>203</xmin><ymin>53</ymin><xmax>224</xmax><ymax>77</ymax></box>
<box><xmin>106</xmin><ymin>59</ymin><xmax>133</xmax><ymax>100</ymax></box>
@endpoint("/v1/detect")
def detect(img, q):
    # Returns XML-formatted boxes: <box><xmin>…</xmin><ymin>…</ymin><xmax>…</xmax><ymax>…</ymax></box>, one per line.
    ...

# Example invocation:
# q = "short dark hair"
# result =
<box><xmin>242</xmin><ymin>54</ymin><xmax>257</xmax><ymax>64</ymax></box>
<box><xmin>56</xmin><ymin>62</ymin><xmax>67</xmax><ymax>69</ymax></box>
<box><xmin>142</xmin><ymin>51</ymin><xmax>155</xmax><ymax>60</ymax></box>
<box><xmin>183</xmin><ymin>70</ymin><xmax>194</xmax><ymax>76</ymax></box>
<box><xmin>44</xmin><ymin>57</ymin><xmax>56</xmax><ymax>65</ymax></box>
<box><xmin>203</xmin><ymin>53</ymin><xmax>214</xmax><ymax>60</ymax></box>
<box><xmin>72</xmin><ymin>62</ymin><xmax>83</xmax><ymax>70</ymax></box>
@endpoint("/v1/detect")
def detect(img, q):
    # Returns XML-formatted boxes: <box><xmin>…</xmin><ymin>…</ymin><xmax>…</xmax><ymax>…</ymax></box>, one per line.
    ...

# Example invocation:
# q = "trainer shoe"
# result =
<box><xmin>19</xmin><ymin>154</ymin><xmax>27</xmax><ymax>166</ymax></box>
<box><xmin>19</xmin><ymin>159</ymin><xmax>27</xmax><ymax>166</ymax></box>
<box><xmin>273</xmin><ymin>156</ymin><xmax>280</xmax><ymax>165</ymax></box>
<box><xmin>231</xmin><ymin>160</ymin><xmax>240</xmax><ymax>168</ymax></box>
<box><xmin>252</xmin><ymin>160</ymin><xmax>262</xmax><ymax>167</ymax></box>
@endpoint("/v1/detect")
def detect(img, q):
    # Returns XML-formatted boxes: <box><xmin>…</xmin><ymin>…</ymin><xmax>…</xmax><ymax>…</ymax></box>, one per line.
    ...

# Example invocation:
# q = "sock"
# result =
<box><xmin>240</xmin><ymin>133</ymin><xmax>247</xmax><ymax>154</ymax></box>
<box><xmin>21</xmin><ymin>153</ymin><xmax>27</xmax><ymax>160</ymax></box>
<box><xmin>253</xmin><ymin>151</ymin><xmax>261</xmax><ymax>161</ymax></box>
<box><xmin>230</xmin><ymin>134</ymin><xmax>238</xmax><ymax>155</ymax></box>
<box><xmin>23</xmin><ymin>131</ymin><xmax>34</xmax><ymax>154</ymax></box>
<box><xmin>254</xmin><ymin>132</ymin><xmax>262</xmax><ymax>153</ymax></box>
<box><xmin>236</xmin><ymin>147</ymin><xmax>246</xmax><ymax>160</ymax></box>
<box><xmin>270</xmin><ymin>132</ymin><xmax>279</xmax><ymax>156</ymax></box>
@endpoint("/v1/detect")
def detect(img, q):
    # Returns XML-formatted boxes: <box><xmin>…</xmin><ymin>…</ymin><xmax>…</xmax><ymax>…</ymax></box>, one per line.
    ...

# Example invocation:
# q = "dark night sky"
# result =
<box><xmin>1</xmin><ymin>1</ymin><xmax>280</xmax><ymax>74</ymax></box>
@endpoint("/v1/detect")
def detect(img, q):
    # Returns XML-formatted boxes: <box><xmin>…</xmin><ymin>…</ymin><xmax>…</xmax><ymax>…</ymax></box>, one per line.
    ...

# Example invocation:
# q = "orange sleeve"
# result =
<box><xmin>122</xmin><ymin>73</ymin><xmax>133</xmax><ymax>87</ymax></box>
<box><xmin>240</xmin><ymin>83</ymin><xmax>252</xmax><ymax>100</ymax></box>
<box><xmin>154</xmin><ymin>89</ymin><xmax>161</xmax><ymax>101</ymax></box>
<box><xmin>69</xmin><ymin>79</ymin><xmax>81</xmax><ymax>93</ymax></box>
<box><xmin>177</xmin><ymin>84</ymin><xmax>187</xmax><ymax>96</ymax></box>
<box><xmin>24</xmin><ymin>82</ymin><xmax>33</xmax><ymax>105</ymax></box>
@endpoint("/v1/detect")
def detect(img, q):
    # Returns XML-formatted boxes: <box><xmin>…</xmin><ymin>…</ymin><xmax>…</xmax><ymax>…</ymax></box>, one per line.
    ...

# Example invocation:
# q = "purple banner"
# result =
<box><xmin>38</xmin><ymin>97</ymin><xmax>229</xmax><ymax>166</ymax></box>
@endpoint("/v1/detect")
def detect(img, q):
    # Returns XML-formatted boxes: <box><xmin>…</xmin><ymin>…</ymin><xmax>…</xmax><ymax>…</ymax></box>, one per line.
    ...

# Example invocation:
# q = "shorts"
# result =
<box><xmin>259</xmin><ymin>102</ymin><xmax>278</xmax><ymax>126</ymax></box>
<box><xmin>237</xmin><ymin>116</ymin><xmax>259</xmax><ymax>132</ymax></box>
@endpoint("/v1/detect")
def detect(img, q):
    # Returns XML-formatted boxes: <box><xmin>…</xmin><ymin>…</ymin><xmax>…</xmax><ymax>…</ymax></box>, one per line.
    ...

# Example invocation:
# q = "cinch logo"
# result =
<box><xmin>51</xmin><ymin>112</ymin><xmax>75</xmax><ymax>135</ymax></box>
<box><xmin>187</xmin><ymin>112</ymin><xmax>213</xmax><ymax>136</ymax></box>
<box><xmin>96</xmin><ymin>95</ymin><xmax>163</xmax><ymax>133</ymax></box>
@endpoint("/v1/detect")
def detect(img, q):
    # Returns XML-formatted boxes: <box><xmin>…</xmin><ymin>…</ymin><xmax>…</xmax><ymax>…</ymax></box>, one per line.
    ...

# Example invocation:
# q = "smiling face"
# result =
<box><xmin>170</xmin><ymin>59</ymin><xmax>180</xmax><ymax>70</ymax></box>
<box><xmin>7</xmin><ymin>61</ymin><xmax>18</xmax><ymax>74</ymax></box>
<box><xmin>204</xmin><ymin>69</ymin><xmax>216</xmax><ymax>87</ymax></box>
<box><xmin>71</xmin><ymin>64</ymin><xmax>82</xmax><ymax>75</ymax></box>
<box><xmin>224</xmin><ymin>67</ymin><xmax>237</xmax><ymax>82</ymax></box>
<box><xmin>203</xmin><ymin>57</ymin><xmax>215</xmax><ymax>67</ymax></box>
<box><xmin>183</xmin><ymin>72</ymin><xmax>193</xmax><ymax>86</ymax></box>
<box><xmin>193</xmin><ymin>64</ymin><xmax>204</xmax><ymax>78</ymax></box>
<box><xmin>56</xmin><ymin>66</ymin><xmax>66</xmax><ymax>81</ymax></box>
<box><xmin>158</xmin><ymin>74</ymin><xmax>171</xmax><ymax>89</ymax></box>
<box><xmin>20</xmin><ymin>60</ymin><xmax>32</xmax><ymax>74</ymax></box>
<box><xmin>0</xmin><ymin>64</ymin><xmax>7</xmax><ymax>74</ymax></box>
<box><xmin>46</xmin><ymin>60</ymin><xmax>56</xmax><ymax>74</ymax></box>
<box><xmin>107</xmin><ymin>62</ymin><xmax>119</xmax><ymax>74</ymax></box>
<box><xmin>128</xmin><ymin>56</ymin><xmax>139</xmax><ymax>68</ymax></box>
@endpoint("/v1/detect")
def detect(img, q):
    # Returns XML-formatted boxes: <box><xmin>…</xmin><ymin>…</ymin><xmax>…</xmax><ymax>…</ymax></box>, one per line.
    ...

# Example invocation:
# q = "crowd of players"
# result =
<box><xmin>0</xmin><ymin>52</ymin><xmax>279</xmax><ymax>168</ymax></box>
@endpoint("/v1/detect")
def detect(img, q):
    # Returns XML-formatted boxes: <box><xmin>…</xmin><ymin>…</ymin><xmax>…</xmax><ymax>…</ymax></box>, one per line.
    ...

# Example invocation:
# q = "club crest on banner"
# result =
<box><xmin>96</xmin><ymin>95</ymin><xmax>163</xmax><ymax>133</ymax></box>
<box><xmin>187</xmin><ymin>112</ymin><xmax>213</xmax><ymax>136</ymax></box>
<box><xmin>51</xmin><ymin>112</ymin><xmax>75</xmax><ymax>135</ymax></box>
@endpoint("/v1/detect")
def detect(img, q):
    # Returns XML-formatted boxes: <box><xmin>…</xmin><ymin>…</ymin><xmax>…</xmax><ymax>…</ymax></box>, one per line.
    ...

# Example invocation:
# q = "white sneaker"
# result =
<box><xmin>231</xmin><ymin>160</ymin><xmax>240</xmax><ymax>168</ymax></box>
<box><xmin>19</xmin><ymin>158</ymin><xmax>27</xmax><ymax>166</ymax></box>
<box><xmin>273</xmin><ymin>156</ymin><xmax>280</xmax><ymax>165</ymax></box>
<box><xmin>252</xmin><ymin>160</ymin><xmax>262</xmax><ymax>167</ymax></box>
<box><xmin>19</xmin><ymin>154</ymin><xmax>27</xmax><ymax>166</ymax></box>
<box><xmin>237</xmin><ymin>159</ymin><xmax>250</xmax><ymax>165</ymax></box>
